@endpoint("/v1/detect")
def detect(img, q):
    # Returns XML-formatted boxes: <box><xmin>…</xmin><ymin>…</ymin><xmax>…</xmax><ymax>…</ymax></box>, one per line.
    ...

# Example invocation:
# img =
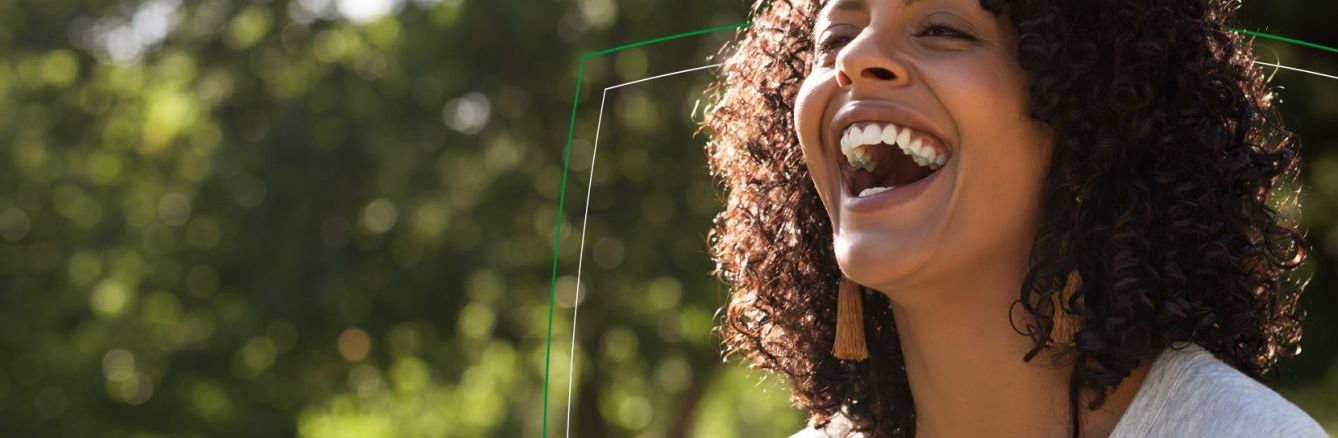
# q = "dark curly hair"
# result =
<box><xmin>700</xmin><ymin>0</ymin><xmax>1311</xmax><ymax>437</ymax></box>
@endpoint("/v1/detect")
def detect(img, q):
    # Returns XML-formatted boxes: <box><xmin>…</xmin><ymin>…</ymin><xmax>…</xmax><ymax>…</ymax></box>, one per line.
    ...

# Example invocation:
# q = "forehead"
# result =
<box><xmin>817</xmin><ymin>0</ymin><xmax>996</xmax><ymax>26</ymax></box>
<box><xmin>822</xmin><ymin>0</ymin><xmax>927</xmax><ymax>13</ymax></box>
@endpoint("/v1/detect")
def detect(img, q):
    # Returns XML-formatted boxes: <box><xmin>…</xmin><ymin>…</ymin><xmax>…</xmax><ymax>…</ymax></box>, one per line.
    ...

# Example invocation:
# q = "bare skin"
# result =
<box><xmin>791</xmin><ymin>0</ymin><xmax>1152</xmax><ymax>436</ymax></box>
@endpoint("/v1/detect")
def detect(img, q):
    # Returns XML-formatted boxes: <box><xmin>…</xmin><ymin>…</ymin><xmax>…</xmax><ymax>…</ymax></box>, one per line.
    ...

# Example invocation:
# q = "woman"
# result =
<box><xmin>701</xmin><ymin>0</ymin><xmax>1328</xmax><ymax>437</ymax></box>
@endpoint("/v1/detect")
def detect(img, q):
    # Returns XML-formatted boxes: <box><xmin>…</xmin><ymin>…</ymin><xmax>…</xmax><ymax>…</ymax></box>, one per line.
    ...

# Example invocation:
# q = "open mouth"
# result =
<box><xmin>838</xmin><ymin>121</ymin><xmax>951</xmax><ymax>197</ymax></box>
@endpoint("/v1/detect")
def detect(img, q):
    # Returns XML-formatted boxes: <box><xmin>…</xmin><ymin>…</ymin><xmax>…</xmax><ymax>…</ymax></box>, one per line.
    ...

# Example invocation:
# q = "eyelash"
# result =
<box><xmin>916</xmin><ymin>22</ymin><xmax>977</xmax><ymax>41</ymax></box>
<box><xmin>816</xmin><ymin>34</ymin><xmax>854</xmax><ymax>55</ymax></box>
<box><xmin>814</xmin><ymin>22</ymin><xmax>977</xmax><ymax>56</ymax></box>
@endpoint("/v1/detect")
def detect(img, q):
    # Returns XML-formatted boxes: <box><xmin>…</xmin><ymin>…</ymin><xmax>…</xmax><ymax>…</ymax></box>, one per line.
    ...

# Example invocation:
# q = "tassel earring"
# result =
<box><xmin>1046</xmin><ymin>271</ymin><xmax>1082</xmax><ymax>349</ymax></box>
<box><xmin>833</xmin><ymin>276</ymin><xmax>869</xmax><ymax>361</ymax></box>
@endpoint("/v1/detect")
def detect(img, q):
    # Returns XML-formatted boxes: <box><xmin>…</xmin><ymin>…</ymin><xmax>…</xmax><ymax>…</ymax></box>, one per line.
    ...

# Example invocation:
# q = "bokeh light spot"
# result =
<box><xmin>157</xmin><ymin>192</ymin><xmax>192</xmax><ymax>226</ymax></box>
<box><xmin>360</xmin><ymin>199</ymin><xmax>398</xmax><ymax>234</ymax></box>
<box><xmin>458</xmin><ymin>303</ymin><xmax>495</xmax><ymax>340</ymax></box>
<box><xmin>102</xmin><ymin>349</ymin><xmax>137</xmax><ymax>382</ymax></box>
<box><xmin>113</xmin><ymin>372</ymin><xmax>156</xmax><ymax>405</ymax></box>
<box><xmin>0</xmin><ymin>208</ymin><xmax>31</xmax><ymax>241</ymax></box>
<box><xmin>226</xmin><ymin>6</ymin><xmax>273</xmax><ymax>49</ymax></box>
<box><xmin>186</xmin><ymin>216</ymin><xmax>222</xmax><ymax>249</ymax></box>
<box><xmin>337</xmin><ymin>0</ymin><xmax>404</xmax><ymax>24</ymax></box>
<box><xmin>41</xmin><ymin>49</ymin><xmax>80</xmax><ymax>86</ymax></box>
<box><xmin>337</xmin><ymin>328</ymin><xmax>372</xmax><ymax>362</ymax></box>
<box><xmin>241</xmin><ymin>337</ymin><xmax>278</xmax><ymax>371</ymax></box>
<box><xmin>90</xmin><ymin>279</ymin><xmax>132</xmax><ymax>318</ymax></box>
<box><xmin>347</xmin><ymin>364</ymin><xmax>383</xmax><ymax>397</ymax></box>
<box><xmin>442</xmin><ymin>91</ymin><xmax>490</xmax><ymax>134</ymax></box>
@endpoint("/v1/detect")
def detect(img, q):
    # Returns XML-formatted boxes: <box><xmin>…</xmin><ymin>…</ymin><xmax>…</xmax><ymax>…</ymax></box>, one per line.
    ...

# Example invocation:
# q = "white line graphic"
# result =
<box><xmin>563</xmin><ymin>63</ymin><xmax>722</xmax><ymax>438</ymax></box>
<box><xmin>1254</xmin><ymin>60</ymin><xmax>1338</xmax><ymax>81</ymax></box>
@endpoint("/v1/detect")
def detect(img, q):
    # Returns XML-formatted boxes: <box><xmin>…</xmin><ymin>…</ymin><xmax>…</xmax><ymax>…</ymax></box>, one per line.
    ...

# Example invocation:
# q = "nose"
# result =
<box><xmin>834</xmin><ymin>31</ymin><xmax>910</xmax><ymax>88</ymax></box>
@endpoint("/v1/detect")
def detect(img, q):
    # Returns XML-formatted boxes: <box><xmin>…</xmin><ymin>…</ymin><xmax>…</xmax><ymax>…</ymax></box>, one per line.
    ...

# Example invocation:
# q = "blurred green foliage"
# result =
<box><xmin>0</xmin><ymin>0</ymin><xmax>1333</xmax><ymax>436</ymax></box>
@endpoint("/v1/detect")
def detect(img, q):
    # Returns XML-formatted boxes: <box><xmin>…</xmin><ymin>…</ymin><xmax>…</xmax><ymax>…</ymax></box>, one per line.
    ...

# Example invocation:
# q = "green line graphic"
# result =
<box><xmin>541</xmin><ymin>20</ymin><xmax>1333</xmax><ymax>437</ymax></box>
<box><xmin>584</xmin><ymin>22</ymin><xmax>750</xmax><ymax>59</ymax></box>
<box><xmin>1233</xmin><ymin>28</ymin><xmax>1338</xmax><ymax>55</ymax></box>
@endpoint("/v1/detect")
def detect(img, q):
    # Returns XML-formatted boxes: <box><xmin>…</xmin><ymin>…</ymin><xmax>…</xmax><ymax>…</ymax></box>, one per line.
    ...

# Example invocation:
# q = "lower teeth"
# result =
<box><xmin>859</xmin><ymin>186</ymin><xmax>893</xmax><ymax>197</ymax></box>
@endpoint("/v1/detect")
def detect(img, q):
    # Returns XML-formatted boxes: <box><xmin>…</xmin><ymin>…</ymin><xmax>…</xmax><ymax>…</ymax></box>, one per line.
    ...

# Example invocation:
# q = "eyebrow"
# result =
<box><xmin>826</xmin><ymin>0</ymin><xmax>926</xmax><ymax>13</ymax></box>
<box><xmin>827</xmin><ymin>0</ymin><xmax>866</xmax><ymax>13</ymax></box>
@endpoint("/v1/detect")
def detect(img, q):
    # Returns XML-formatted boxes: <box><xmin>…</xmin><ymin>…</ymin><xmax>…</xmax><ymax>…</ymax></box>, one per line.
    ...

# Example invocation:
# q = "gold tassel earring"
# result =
<box><xmin>1046</xmin><ymin>271</ymin><xmax>1082</xmax><ymax>349</ymax></box>
<box><xmin>833</xmin><ymin>276</ymin><xmax>869</xmax><ymax>361</ymax></box>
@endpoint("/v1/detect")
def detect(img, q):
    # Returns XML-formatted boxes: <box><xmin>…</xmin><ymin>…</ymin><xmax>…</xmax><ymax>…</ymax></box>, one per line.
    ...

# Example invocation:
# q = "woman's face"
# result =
<box><xmin>794</xmin><ymin>0</ymin><xmax>1054</xmax><ymax>292</ymax></box>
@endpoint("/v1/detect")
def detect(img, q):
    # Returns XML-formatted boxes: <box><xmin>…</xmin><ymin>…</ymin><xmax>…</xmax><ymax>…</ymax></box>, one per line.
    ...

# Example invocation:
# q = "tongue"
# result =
<box><xmin>854</xmin><ymin>145</ymin><xmax>935</xmax><ymax>191</ymax></box>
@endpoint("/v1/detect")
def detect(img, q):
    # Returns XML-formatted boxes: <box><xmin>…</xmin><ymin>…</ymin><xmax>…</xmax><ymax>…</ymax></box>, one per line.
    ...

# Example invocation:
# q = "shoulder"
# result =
<box><xmin>1111</xmin><ymin>342</ymin><xmax>1328</xmax><ymax>438</ymax></box>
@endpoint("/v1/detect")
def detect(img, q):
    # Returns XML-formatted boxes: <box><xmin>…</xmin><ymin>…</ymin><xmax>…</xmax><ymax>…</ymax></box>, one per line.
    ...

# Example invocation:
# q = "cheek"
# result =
<box><xmin>939</xmin><ymin>57</ymin><xmax>1053</xmax><ymax>246</ymax></box>
<box><xmin>937</xmin><ymin>55</ymin><xmax>1047</xmax><ymax>171</ymax></box>
<box><xmin>794</xmin><ymin>71</ymin><xmax>841</xmax><ymax>205</ymax></box>
<box><xmin>794</xmin><ymin>72</ymin><xmax>836</xmax><ymax>154</ymax></box>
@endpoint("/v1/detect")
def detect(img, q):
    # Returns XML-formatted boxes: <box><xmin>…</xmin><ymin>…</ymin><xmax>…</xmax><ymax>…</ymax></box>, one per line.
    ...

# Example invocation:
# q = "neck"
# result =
<box><xmin>879</xmin><ymin>259</ymin><xmax>1149</xmax><ymax>438</ymax></box>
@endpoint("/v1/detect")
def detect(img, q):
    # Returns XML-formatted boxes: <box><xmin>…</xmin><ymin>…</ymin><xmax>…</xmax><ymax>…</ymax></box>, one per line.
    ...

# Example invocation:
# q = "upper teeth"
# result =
<box><xmin>839</xmin><ymin>122</ymin><xmax>947</xmax><ymax>172</ymax></box>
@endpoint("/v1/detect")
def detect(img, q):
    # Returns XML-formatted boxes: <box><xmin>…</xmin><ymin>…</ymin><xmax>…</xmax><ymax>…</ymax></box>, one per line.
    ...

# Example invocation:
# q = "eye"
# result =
<box><xmin>816</xmin><ymin>33</ymin><xmax>854</xmax><ymax>56</ymax></box>
<box><xmin>915</xmin><ymin>22</ymin><xmax>977</xmax><ymax>41</ymax></box>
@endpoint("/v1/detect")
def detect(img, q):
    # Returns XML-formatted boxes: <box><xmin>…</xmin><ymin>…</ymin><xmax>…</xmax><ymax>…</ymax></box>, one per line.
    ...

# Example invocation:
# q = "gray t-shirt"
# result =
<box><xmin>791</xmin><ymin>342</ymin><xmax>1328</xmax><ymax>437</ymax></box>
<box><xmin>1109</xmin><ymin>342</ymin><xmax>1326</xmax><ymax>437</ymax></box>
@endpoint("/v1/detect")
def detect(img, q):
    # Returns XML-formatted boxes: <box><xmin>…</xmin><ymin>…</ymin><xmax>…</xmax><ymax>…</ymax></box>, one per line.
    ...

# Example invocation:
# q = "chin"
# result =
<box><xmin>833</xmin><ymin>229</ymin><xmax>938</xmax><ymax>293</ymax></box>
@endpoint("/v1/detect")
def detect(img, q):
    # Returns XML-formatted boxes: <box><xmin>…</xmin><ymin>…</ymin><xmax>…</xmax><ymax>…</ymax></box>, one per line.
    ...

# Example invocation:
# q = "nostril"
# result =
<box><xmin>836</xmin><ymin>70</ymin><xmax>853</xmax><ymax>87</ymax></box>
<box><xmin>863</xmin><ymin>67</ymin><xmax>895</xmax><ymax>81</ymax></box>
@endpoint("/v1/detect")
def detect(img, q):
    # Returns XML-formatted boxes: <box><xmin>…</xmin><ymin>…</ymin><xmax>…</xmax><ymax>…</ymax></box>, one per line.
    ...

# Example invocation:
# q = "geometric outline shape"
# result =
<box><xmin>564</xmin><ymin>62</ymin><xmax>722</xmax><ymax>438</ymax></box>
<box><xmin>543</xmin><ymin>23</ymin><xmax>747</xmax><ymax>438</ymax></box>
